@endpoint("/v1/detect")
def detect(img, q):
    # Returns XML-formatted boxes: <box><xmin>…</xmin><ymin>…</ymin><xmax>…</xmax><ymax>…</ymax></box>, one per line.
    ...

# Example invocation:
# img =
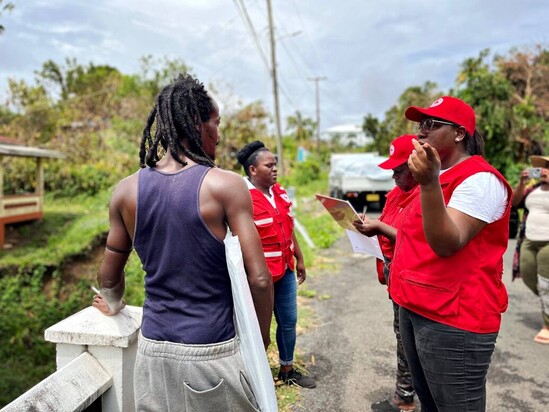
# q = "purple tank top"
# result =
<box><xmin>134</xmin><ymin>165</ymin><xmax>234</xmax><ymax>344</ymax></box>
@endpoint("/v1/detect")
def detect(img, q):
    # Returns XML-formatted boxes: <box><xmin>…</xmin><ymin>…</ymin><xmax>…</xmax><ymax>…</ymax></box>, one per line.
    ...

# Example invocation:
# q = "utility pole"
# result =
<box><xmin>308</xmin><ymin>76</ymin><xmax>326</xmax><ymax>149</ymax></box>
<box><xmin>266</xmin><ymin>0</ymin><xmax>284</xmax><ymax>176</ymax></box>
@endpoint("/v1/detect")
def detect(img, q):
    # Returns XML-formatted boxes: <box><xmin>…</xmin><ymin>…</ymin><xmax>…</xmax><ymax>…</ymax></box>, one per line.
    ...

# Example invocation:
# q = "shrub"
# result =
<box><xmin>286</xmin><ymin>158</ymin><xmax>322</xmax><ymax>186</ymax></box>
<box><xmin>45</xmin><ymin>157</ymin><xmax>133</xmax><ymax>197</ymax></box>
<box><xmin>0</xmin><ymin>267</ymin><xmax>89</xmax><ymax>406</ymax></box>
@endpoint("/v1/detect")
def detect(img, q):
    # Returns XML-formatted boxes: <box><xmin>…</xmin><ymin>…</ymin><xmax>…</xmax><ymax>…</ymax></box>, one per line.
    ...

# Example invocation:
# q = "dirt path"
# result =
<box><xmin>292</xmin><ymin>235</ymin><xmax>549</xmax><ymax>412</ymax></box>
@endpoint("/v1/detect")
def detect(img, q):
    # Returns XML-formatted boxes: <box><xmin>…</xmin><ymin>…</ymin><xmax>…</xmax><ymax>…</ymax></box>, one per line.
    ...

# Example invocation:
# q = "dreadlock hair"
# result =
<box><xmin>236</xmin><ymin>141</ymin><xmax>269</xmax><ymax>177</ymax></box>
<box><xmin>140</xmin><ymin>73</ymin><xmax>217</xmax><ymax>168</ymax></box>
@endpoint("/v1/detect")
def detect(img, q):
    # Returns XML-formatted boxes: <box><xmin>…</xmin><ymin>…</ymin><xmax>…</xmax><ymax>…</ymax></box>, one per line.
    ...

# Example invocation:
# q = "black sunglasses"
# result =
<box><xmin>418</xmin><ymin>118</ymin><xmax>458</xmax><ymax>134</ymax></box>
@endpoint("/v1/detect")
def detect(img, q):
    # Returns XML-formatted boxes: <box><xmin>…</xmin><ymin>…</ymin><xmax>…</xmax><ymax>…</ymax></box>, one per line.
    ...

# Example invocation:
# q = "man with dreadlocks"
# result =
<box><xmin>92</xmin><ymin>73</ymin><xmax>274</xmax><ymax>411</ymax></box>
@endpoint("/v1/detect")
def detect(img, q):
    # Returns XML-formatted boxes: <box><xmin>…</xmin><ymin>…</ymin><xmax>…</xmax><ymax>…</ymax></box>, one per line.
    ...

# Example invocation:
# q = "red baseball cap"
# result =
<box><xmin>405</xmin><ymin>96</ymin><xmax>476</xmax><ymax>136</ymax></box>
<box><xmin>378</xmin><ymin>134</ymin><xmax>416</xmax><ymax>170</ymax></box>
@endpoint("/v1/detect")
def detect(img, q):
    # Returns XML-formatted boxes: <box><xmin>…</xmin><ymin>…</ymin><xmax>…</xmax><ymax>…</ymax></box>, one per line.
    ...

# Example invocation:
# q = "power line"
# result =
<box><xmin>289</xmin><ymin>0</ymin><xmax>327</xmax><ymax>76</ymax></box>
<box><xmin>277</xmin><ymin>33</ymin><xmax>314</xmax><ymax>95</ymax></box>
<box><xmin>232</xmin><ymin>0</ymin><xmax>270</xmax><ymax>73</ymax></box>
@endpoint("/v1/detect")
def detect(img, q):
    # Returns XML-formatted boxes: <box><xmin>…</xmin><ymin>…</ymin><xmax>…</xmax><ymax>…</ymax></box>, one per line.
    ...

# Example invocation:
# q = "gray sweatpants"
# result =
<box><xmin>134</xmin><ymin>333</ymin><xmax>260</xmax><ymax>411</ymax></box>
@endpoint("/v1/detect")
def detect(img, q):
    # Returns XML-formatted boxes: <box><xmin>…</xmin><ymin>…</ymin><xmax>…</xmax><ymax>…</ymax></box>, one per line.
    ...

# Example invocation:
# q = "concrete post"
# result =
<box><xmin>44</xmin><ymin>305</ymin><xmax>142</xmax><ymax>412</ymax></box>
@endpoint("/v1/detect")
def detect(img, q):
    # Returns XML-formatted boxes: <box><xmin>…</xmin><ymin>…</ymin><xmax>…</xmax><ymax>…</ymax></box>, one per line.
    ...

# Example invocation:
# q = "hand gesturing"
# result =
<box><xmin>407</xmin><ymin>139</ymin><xmax>441</xmax><ymax>186</ymax></box>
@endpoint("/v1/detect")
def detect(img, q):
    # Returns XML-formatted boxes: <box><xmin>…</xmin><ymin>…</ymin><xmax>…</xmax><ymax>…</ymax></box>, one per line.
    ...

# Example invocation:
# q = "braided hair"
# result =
<box><xmin>140</xmin><ymin>73</ymin><xmax>216</xmax><ymax>168</ymax></box>
<box><xmin>236</xmin><ymin>140</ymin><xmax>269</xmax><ymax>177</ymax></box>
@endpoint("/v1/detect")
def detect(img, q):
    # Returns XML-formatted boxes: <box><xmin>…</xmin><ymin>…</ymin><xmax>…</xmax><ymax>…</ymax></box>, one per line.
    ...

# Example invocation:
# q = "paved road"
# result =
<box><xmin>292</xmin><ymin>233</ymin><xmax>549</xmax><ymax>412</ymax></box>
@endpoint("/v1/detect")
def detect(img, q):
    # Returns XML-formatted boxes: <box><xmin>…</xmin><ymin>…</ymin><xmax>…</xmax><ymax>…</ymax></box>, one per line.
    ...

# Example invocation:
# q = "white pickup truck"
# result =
<box><xmin>328</xmin><ymin>152</ymin><xmax>395</xmax><ymax>211</ymax></box>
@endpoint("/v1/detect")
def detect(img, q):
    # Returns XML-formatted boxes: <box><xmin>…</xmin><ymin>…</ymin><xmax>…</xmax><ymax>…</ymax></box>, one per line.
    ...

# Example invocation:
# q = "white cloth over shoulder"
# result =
<box><xmin>224</xmin><ymin>230</ymin><xmax>278</xmax><ymax>412</ymax></box>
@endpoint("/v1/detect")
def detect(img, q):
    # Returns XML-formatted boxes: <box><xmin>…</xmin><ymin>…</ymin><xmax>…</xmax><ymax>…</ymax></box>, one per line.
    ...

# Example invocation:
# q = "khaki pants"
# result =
<box><xmin>520</xmin><ymin>239</ymin><xmax>549</xmax><ymax>327</ymax></box>
<box><xmin>134</xmin><ymin>333</ymin><xmax>260</xmax><ymax>411</ymax></box>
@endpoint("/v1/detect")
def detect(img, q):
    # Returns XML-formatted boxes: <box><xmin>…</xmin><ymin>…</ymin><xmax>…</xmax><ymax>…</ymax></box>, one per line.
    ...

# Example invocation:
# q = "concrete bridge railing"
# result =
<box><xmin>2</xmin><ymin>305</ymin><xmax>142</xmax><ymax>412</ymax></box>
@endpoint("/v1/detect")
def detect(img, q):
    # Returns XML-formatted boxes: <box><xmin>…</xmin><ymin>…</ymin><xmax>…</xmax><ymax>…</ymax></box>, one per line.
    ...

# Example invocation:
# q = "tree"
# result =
<box><xmin>453</xmin><ymin>47</ymin><xmax>548</xmax><ymax>174</ymax></box>
<box><xmin>37</xmin><ymin>58</ymin><xmax>123</xmax><ymax>116</ymax></box>
<box><xmin>286</xmin><ymin>111</ymin><xmax>316</xmax><ymax>146</ymax></box>
<box><xmin>0</xmin><ymin>1</ymin><xmax>14</xmax><ymax>34</ymax></box>
<box><xmin>27</xmin><ymin>59</ymin><xmax>126</xmax><ymax>158</ymax></box>
<box><xmin>497</xmin><ymin>45</ymin><xmax>549</xmax><ymax>118</ymax></box>
<box><xmin>5</xmin><ymin>78</ymin><xmax>57</xmax><ymax>144</ymax></box>
<box><xmin>362</xmin><ymin>82</ymin><xmax>439</xmax><ymax>155</ymax></box>
<box><xmin>494</xmin><ymin>45</ymin><xmax>549</xmax><ymax>159</ymax></box>
<box><xmin>218</xmin><ymin>101</ymin><xmax>270</xmax><ymax>171</ymax></box>
<box><xmin>137</xmin><ymin>55</ymin><xmax>192</xmax><ymax>98</ymax></box>
<box><xmin>453</xmin><ymin>49</ymin><xmax>516</xmax><ymax>172</ymax></box>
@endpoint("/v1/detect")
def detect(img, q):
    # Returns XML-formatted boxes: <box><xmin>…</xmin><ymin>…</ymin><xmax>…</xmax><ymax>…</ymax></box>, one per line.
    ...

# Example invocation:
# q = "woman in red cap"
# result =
<box><xmin>389</xmin><ymin>96</ymin><xmax>513</xmax><ymax>412</ymax></box>
<box><xmin>354</xmin><ymin>134</ymin><xmax>418</xmax><ymax>412</ymax></box>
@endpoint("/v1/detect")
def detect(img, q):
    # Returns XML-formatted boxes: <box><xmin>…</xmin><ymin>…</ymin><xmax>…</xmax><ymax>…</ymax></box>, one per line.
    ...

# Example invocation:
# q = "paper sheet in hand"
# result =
<box><xmin>345</xmin><ymin>229</ymin><xmax>384</xmax><ymax>259</ymax></box>
<box><xmin>315</xmin><ymin>194</ymin><xmax>383</xmax><ymax>259</ymax></box>
<box><xmin>315</xmin><ymin>194</ymin><xmax>362</xmax><ymax>232</ymax></box>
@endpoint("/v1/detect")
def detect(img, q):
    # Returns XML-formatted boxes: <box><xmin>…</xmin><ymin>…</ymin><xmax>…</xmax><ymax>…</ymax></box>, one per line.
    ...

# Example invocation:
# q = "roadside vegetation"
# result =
<box><xmin>0</xmin><ymin>45</ymin><xmax>547</xmax><ymax>407</ymax></box>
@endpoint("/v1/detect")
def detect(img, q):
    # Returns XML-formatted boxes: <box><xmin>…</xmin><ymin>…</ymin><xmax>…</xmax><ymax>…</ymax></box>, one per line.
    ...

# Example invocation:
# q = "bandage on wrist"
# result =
<box><xmin>100</xmin><ymin>279</ymin><xmax>125</xmax><ymax>314</ymax></box>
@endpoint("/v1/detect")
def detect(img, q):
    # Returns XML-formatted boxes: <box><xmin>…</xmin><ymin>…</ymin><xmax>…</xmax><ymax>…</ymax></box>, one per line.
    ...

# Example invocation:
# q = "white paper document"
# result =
<box><xmin>315</xmin><ymin>194</ymin><xmax>384</xmax><ymax>259</ymax></box>
<box><xmin>315</xmin><ymin>194</ymin><xmax>362</xmax><ymax>232</ymax></box>
<box><xmin>345</xmin><ymin>229</ymin><xmax>384</xmax><ymax>260</ymax></box>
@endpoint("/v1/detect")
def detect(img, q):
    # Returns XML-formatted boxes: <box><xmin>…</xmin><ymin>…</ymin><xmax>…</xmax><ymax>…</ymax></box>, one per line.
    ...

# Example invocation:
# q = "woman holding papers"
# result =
<box><xmin>353</xmin><ymin>134</ymin><xmax>418</xmax><ymax>412</ymax></box>
<box><xmin>236</xmin><ymin>141</ymin><xmax>316</xmax><ymax>389</ymax></box>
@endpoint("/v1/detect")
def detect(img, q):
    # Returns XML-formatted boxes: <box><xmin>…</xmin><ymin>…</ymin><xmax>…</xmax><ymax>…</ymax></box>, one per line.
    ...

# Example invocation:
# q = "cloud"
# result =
<box><xmin>1</xmin><ymin>0</ymin><xmax>547</xmax><ymax>129</ymax></box>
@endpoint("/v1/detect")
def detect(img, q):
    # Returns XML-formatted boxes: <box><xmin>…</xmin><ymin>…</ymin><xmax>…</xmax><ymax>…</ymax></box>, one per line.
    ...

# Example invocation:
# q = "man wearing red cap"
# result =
<box><xmin>354</xmin><ymin>134</ymin><xmax>418</xmax><ymax>412</ymax></box>
<box><xmin>389</xmin><ymin>96</ymin><xmax>513</xmax><ymax>412</ymax></box>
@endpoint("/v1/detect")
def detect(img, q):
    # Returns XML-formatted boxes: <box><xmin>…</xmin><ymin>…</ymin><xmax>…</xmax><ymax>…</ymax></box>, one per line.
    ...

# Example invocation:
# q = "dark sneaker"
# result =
<box><xmin>278</xmin><ymin>368</ymin><xmax>317</xmax><ymax>389</ymax></box>
<box><xmin>371</xmin><ymin>399</ymin><xmax>416</xmax><ymax>412</ymax></box>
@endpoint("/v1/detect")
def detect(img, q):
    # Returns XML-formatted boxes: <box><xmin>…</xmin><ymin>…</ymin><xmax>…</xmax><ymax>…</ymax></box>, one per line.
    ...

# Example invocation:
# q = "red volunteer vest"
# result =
<box><xmin>249</xmin><ymin>183</ymin><xmax>295</xmax><ymax>282</ymax></box>
<box><xmin>389</xmin><ymin>156</ymin><xmax>512</xmax><ymax>333</ymax></box>
<box><xmin>376</xmin><ymin>186</ymin><xmax>418</xmax><ymax>284</ymax></box>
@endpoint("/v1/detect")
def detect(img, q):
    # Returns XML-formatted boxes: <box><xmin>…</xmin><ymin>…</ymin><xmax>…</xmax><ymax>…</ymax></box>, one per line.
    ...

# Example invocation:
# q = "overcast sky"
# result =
<box><xmin>0</xmin><ymin>0</ymin><xmax>547</xmax><ymax>131</ymax></box>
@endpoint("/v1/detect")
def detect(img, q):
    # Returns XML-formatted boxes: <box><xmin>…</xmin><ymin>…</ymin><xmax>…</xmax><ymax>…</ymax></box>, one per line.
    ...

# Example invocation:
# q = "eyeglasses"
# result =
<box><xmin>418</xmin><ymin>118</ymin><xmax>457</xmax><ymax>134</ymax></box>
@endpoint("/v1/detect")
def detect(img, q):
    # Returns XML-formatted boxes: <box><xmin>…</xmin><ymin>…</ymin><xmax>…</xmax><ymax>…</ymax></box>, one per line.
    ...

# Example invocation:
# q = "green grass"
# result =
<box><xmin>0</xmin><ymin>191</ymin><xmax>114</xmax><ymax>406</ymax></box>
<box><xmin>268</xmin><ymin>295</ymin><xmax>317</xmax><ymax>410</ymax></box>
<box><xmin>0</xmin><ymin>191</ymin><xmax>111</xmax><ymax>270</ymax></box>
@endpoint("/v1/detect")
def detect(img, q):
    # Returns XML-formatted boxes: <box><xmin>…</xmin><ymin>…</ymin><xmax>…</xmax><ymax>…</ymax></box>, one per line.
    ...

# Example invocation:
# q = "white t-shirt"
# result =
<box><xmin>524</xmin><ymin>187</ymin><xmax>549</xmax><ymax>241</ymax></box>
<box><xmin>445</xmin><ymin>172</ymin><xmax>508</xmax><ymax>223</ymax></box>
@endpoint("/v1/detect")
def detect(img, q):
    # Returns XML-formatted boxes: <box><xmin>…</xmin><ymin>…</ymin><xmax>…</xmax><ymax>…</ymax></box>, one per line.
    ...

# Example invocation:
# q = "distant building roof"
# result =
<box><xmin>322</xmin><ymin>124</ymin><xmax>364</xmax><ymax>134</ymax></box>
<box><xmin>320</xmin><ymin>124</ymin><xmax>372</xmax><ymax>147</ymax></box>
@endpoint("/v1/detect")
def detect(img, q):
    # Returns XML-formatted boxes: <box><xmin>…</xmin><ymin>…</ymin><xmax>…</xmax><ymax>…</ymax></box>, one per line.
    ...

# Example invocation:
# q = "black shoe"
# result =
<box><xmin>278</xmin><ymin>368</ymin><xmax>317</xmax><ymax>389</ymax></box>
<box><xmin>371</xmin><ymin>399</ymin><xmax>416</xmax><ymax>412</ymax></box>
